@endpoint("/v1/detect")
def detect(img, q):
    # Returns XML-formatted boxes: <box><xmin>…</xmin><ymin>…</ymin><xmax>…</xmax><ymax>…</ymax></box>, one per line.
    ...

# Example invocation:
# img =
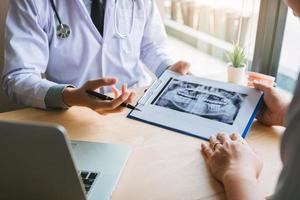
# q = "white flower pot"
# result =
<box><xmin>227</xmin><ymin>64</ymin><xmax>246</xmax><ymax>85</ymax></box>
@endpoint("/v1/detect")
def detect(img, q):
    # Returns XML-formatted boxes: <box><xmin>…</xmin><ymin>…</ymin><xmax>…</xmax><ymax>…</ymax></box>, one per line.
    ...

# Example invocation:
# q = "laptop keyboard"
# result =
<box><xmin>79</xmin><ymin>171</ymin><xmax>99</xmax><ymax>193</ymax></box>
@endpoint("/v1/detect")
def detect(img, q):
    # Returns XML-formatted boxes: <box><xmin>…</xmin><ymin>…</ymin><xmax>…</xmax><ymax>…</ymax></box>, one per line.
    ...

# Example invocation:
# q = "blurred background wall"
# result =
<box><xmin>157</xmin><ymin>0</ymin><xmax>165</xmax><ymax>18</ymax></box>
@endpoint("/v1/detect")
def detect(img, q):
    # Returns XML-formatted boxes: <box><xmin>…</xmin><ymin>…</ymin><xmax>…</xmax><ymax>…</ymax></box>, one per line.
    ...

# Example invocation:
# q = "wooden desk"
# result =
<box><xmin>0</xmin><ymin>90</ymin><xmax>284</xmax><ymax>200</ymax></box>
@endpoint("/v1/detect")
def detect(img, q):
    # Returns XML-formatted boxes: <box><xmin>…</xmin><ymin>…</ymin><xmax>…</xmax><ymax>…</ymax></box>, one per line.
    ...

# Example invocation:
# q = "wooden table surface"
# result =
<box><xmin>0</xmin><ymin>89</ymin><xmax>285</xmax><ymax>200</ymax></box>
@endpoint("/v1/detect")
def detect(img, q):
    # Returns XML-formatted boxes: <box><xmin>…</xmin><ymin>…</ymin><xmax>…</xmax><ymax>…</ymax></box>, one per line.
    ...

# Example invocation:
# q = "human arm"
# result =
<box><xmin>253</xmin><ymin>81</ymin><xmax>290</xmax><ymax>126</ymax></box>
<box><xmin>139</xmin><ymin>1</ymin><xmax>190</xmax><ymax>76</ymax></box>
<box><xmin>2</xmin><ymin>0</ymin><xmax>59</xmax><ymax>108</ymax></box>
<box><xmin>270</xmin><ymin>75</ymin><xmax>300</xmax><ymax>199</ymax></box>
<box><xmin>201</xmin><ymin>133</ymin><xmax>264</xmax><ymax>200</ymax></box>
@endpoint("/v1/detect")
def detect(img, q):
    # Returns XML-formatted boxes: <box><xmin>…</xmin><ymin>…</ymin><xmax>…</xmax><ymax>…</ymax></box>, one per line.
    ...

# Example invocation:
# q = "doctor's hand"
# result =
<box><xmin>253</xmin><ymin>81</ymin><xmax>290</xmax><ymax>126</ymax></box>
<box><xmin>168</xmin><ymin>61</ymin><xmax>191</xmax><ymax>75</ymax></box>
<box><xmin>63</xmin><ymin>78</ymin><xmax>135</xmax><ymax>115</ymax></box>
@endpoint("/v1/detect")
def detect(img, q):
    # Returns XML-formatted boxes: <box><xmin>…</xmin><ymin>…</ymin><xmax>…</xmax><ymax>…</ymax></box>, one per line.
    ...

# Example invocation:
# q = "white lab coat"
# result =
<box><xmin>2</xmin><ymin>0</ymin><xmax>173</xmax><ymax>108</ymax></box>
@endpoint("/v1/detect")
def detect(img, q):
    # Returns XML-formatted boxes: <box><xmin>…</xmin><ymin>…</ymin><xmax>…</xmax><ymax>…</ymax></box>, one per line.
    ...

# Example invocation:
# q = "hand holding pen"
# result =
<box><xmin>63</xmin><ymin>77</ymin><xmax>136</xmax><ymax>115</ymax></box>
<box><xmin>86</xmin><ymin>90</ymin><xmax>141</xmax><ymax>111</ymax></box>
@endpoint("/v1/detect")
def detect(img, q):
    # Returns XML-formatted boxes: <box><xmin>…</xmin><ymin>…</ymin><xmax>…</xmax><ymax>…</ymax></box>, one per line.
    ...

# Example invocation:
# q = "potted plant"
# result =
<box><xmin>226</xmin><ymin>44</ymin><xmax>247</xmax><ymax>85</ymax></box>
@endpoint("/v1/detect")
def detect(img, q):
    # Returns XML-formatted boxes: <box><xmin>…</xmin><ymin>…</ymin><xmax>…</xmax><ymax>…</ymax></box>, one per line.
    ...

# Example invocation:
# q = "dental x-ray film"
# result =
<box><xmin>128</xmin><ymin>71</ymin><xmax>263</xmax><ymax>140</ymax></box>
<box><xmin>153</xmin><ymin>79</ymin><xmax>248</xmax><ymax>125</ymax></box>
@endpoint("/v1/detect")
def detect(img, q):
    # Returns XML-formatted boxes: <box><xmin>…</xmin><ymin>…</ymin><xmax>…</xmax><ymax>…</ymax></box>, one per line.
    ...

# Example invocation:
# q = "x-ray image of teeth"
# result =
<box><xmin>153</xmin><ymin>79</ymin><xmax>248</xmax><ymax>125</ymax></box>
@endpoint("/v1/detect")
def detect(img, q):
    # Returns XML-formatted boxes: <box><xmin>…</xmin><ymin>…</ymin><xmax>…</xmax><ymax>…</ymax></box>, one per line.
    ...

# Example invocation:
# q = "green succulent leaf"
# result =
<box><xmin>226</xmin><ymin>44</ymin><xmax>246</xmax><ymax>68</ymax></box>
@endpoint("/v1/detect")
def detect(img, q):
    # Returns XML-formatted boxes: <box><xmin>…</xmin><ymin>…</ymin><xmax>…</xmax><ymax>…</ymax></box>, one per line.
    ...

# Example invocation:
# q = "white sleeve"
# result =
<box><xmin>139</xmin><ymin>0</ymin><xmax>174</xmax><ymax>77</ymax></box>
<box><xmin>2</xmin><ymin>0</ymin><xmax>58</xmax><ymax>109</ymax></box>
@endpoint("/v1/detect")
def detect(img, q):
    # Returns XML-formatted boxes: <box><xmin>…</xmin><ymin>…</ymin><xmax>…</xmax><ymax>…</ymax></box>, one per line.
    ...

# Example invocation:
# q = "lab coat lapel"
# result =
<box><xmin>102</xmin><ymin>0</ymin><xmax>113</xmax><ymax>41</ymax></box>
<box><xmin>73</xmin><ymin>0</ymin><xmax>104</xmax><ymax>43</ymax></box>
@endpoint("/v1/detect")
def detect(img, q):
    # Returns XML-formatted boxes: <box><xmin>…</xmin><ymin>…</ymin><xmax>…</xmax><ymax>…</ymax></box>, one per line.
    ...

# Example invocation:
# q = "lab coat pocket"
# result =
<box><xmin>116</xmin><ymin>8</ymin><xmax>145</xmax><ymax>55</ymax></box>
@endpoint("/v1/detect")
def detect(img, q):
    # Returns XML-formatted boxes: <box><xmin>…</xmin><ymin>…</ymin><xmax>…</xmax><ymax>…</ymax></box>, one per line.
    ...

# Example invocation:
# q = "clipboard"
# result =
<box><xmin>128</xmin><ymin>71</ymin><xmax>263</xmax><ymax>140</ymax></box>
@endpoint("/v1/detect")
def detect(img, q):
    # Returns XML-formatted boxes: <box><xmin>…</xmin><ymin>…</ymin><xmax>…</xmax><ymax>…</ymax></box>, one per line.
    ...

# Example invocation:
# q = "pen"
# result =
<box><xmin>86</xmin><ymin>90</ymin><xmax>141</xmax><ymax>111</ymax></box>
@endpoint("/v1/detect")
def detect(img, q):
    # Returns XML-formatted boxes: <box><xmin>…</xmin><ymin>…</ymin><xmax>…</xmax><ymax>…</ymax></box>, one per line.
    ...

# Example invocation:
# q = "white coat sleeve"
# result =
<box><xmin>2</xmin><ymin>0</ymin><xmax>59</xmax><ymax>109</ymax></box>
<box><xmin>139</xmin><ymin>0</ymin><xmax>174</xmax><ymax>77</ymax></box>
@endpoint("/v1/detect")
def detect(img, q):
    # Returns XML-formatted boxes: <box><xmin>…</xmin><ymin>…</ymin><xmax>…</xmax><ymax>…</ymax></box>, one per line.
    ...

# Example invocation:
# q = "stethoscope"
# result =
<box><xmin>114</xmin><ymin>0</ymin><xmax>136</xmax><ymax>39</ymax></box>
<box><xmin>50</xmin><ymin>0</ymin><xmax>136</xmax><ymax>40</ymax></box>
<box><xmin>50</xmin><ymin>0</ymin><xmax>71</xmax><ymax>39</ymax></box>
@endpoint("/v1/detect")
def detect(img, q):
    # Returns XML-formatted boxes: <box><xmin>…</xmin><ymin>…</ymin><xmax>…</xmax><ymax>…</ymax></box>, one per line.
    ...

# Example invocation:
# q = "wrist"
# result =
<box><xmin>223</xmin><ymin>171</ymin><xmax>258</xmax><ymax>186</ymax></box>
<box><xmin>63</xmin><ymin>87</ymin><xmax>77</xmax><ymax>107</ymax></box>
<box><xmin>223</xmin><ymin>171</ymin><xmax>263</xmax><ymax>200</ymax></box>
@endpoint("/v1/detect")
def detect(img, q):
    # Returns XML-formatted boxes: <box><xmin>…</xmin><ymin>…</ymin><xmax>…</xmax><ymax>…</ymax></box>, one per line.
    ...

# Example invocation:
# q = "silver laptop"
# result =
<box><xmin>0</xmin><ymin>121</ymin><xmax>131</xmax><ymax>200</ymax></box>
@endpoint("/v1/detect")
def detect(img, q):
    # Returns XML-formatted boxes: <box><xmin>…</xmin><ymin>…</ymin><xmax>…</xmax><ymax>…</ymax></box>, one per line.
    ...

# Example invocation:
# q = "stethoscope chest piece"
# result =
<box><xmin>56</xmin><ymin>24</ymin><xmax>71</xmax><ymax>39</ymax></box>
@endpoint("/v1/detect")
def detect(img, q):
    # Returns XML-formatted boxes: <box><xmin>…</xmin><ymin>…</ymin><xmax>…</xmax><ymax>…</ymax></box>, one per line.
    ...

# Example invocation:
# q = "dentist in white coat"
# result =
<box><xmin>2</xmin><ymin>0</ymin><xmax>190</xmax><ymax>115</ymax></box>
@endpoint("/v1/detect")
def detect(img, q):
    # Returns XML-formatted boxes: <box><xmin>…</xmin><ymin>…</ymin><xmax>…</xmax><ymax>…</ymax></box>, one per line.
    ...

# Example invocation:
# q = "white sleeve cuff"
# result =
<box><xmin>155</xmin><ymin>59</ymin><xmax>175</xmax><ymax>78</ymax></box>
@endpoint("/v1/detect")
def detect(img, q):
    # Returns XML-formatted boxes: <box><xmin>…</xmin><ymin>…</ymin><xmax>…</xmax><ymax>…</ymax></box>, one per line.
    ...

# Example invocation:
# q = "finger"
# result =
<box><xmin>88</xmin><ymin>91</ymin><xmax>130</xmax><ymax>111</ymax></box>
<box><xmin>232</xmin><ymin>133</ymin><xmax>243</xmax><ymax>141</ymax></box>
<box><xmin>104</xmin><ymin>92</ymin><xmax>130</xmax><ymax>110</ymax></box>
<box><xmin>253</xmin><ymin>81</ymin><xmax>273</xmax><ymax>93</ymax></box>
<box><xmin>201</xmin><ymin>143</ymin><xmax>213</xmax><ymax>158</ymax></box>
<box><xmin>209</xmin><ymin>135</ymin><xmax>220</xmax><ymax>149</ymax></box>
<box><xmin>230</xmin><ymin>133</ymin><xmax>239</xmax><ymax>141</ymax></box>
<box><xmin>230</xmin><ymin>133</ymin><xmax>245</xmax><ymax>144</ymax></box>
<box><xmin>85</xmin><ymin>77</ymin><xmax>118</xmax><ymax>90</ymax></box>
<box><xmin>121</xmin><ymin>83</ymin><xmax>127</xmax><ymax>94</ymax></box>
<box><xmin>107</xmin><ymin>92</ymin><xmax>135</xmax><ymax>113</ymax></box>
<box><xmin>217</xmin><ymin>133</ymin><xmax>230</xmax><ymax>144</ymax></box>
<box><xmin>178</xmin><ymin>61</ymin><xmax>190</xmax><ymax>75</ymax></box>
<box><xmin>111</xmin><ymin>85</ymin><xmax>120</xmax><ymax>98</ymax></box>
<box><xmin>126</xmin><ymin>92</ymin><xmax>136</xmax><ymax>104</ymax></box>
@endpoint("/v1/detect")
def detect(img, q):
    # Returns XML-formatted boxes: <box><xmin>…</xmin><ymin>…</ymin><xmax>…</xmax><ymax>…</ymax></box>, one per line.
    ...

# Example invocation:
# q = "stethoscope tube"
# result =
<box><xmin>114</xmin><ymin>0</ymin><xmax>136</xmax><ymax>39</ymax></box>
<box><xmin>50</xmin><ymin>0</ymin><xmax>63</xmax><ymax>25</ymax></box>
